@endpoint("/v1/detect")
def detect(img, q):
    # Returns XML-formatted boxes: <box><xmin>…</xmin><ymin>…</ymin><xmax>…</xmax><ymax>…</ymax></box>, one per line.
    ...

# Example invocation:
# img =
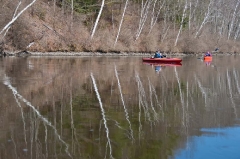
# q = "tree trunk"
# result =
<box><xmin>194</xmin><ymin>0</ymin><xmax>213</xmax><ymax>38</ymax></box>
<box><xmin>0</xmin><ymin>0</ymin><xmax>38</xmax><ymax>36</ymax></box>
<box><xmin>114</xmin><ymin>0</ymin><xmax>129</xmax><ymax>47</ymax></box>
<box><xmin>228</xmin><ymin>0</ymin><xmax>240</xmax><ymax>40</ymax></box>
<box><xmin>90</xmin><ymin>0</ymin><xmax>105</xmax><ymax>39</ymax></box>
<box><xmin>174</xmin><ymin>0</ymin><xmax>188</xmax><ymax>46</ymax></box>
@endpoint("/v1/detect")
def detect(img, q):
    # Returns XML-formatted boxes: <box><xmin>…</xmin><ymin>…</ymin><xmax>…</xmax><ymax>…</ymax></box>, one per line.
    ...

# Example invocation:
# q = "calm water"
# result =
<box><xmin>0</xmin><ymin>55</ymin><xmax>240</xmax><ymax>159</ymax></box>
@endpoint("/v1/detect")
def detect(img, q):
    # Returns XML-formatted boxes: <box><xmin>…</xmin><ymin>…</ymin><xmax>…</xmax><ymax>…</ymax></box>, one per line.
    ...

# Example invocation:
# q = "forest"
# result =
<box><xmin>0</xmin><ymin>0</ymin><xmax>240</xmax><ymax>53</ymax></box>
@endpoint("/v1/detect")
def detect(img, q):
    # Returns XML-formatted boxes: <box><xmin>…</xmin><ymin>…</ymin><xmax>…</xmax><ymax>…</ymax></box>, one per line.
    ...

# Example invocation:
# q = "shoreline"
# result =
<box><xmin>0</xmin><ymin>50</ymin><xmax>238</xmax><ymax>57</ymax></box>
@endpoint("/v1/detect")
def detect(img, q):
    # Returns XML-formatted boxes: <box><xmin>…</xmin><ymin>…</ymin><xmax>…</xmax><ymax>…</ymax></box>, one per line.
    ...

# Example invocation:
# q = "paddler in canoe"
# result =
<box><xmin>204</xmin><ymin>51</ymin><xmax>212</xmax><ymax>57</ymax></box>
<box><xmin>143</xmin><ymin>50</ymin><xmax>182</xmax><ymax>63</ymax></box>
<box><xmin>203</xmin><ymin>51</ymin><xmax>212</xmax><ymax>62</ymax></box>
<box><xmin>153</xmin><ymin>50</ymin><xmax>166</xmax><ymax>58</ymax></box>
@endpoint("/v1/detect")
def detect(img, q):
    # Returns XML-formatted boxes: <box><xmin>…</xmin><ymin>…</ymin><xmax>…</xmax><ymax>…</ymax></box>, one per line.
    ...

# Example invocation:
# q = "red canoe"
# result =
<box><xmin>204</xmin><ymin>56</ymin><xmax>212</xmax><ymax>62</ymax></box>
<box><xmin>143</xmin><ymin>62</ymin><xmax>182</xmax><ymax>66</ymax></box>
<box><xmin>142</xmin><ymin>57</ymin><xmax>182</xmax><ymax>63</ymax></box>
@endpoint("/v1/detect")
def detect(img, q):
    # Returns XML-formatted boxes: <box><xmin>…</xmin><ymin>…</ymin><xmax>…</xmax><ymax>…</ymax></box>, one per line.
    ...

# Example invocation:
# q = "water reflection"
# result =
<box><xmin>174</xmin><ymin>127</ymin><xmax>240</xmax><ymax>159</ymax></box>
<box><xmin>3</xmin><ymin>76</ymin><xmax>71</xmax><ymax>158</ymax></box>
<box><xmin>142</xmin><ymin>62</ymin><xmax>182</xmax><ymax>73</ymax></box>
<box><xmin>114</xmin><ymin>65</ymin><xmax>134</xmax><ymax>141</ymax></box>
<box><xmin>91</xmin><ymin>73</ymin><xmax>113</xmax><ymax>159</ymax></box>
<box><xmin>0</xmin><ymin>56</ymin><xmax>240</xmax><ymax>159</ymax></box>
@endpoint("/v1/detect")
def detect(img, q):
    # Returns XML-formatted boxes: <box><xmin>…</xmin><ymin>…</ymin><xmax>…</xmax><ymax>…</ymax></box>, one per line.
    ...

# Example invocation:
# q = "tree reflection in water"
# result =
<box><xmin>0</xmin><ymin>56</ymin><xmax>240</xmax><ymax>159</ymax></box>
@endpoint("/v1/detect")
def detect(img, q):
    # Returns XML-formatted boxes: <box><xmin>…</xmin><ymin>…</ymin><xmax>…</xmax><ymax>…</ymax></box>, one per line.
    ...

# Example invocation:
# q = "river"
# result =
<box><xmin>0</xmin><ymin>55</ymin><xmax>240</xmax><ymax>159</ymax></box>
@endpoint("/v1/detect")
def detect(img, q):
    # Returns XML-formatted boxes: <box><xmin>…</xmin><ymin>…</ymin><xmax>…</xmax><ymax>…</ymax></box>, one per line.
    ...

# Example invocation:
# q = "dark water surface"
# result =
<box><xmin>0</xmin><ymin>55</ymin><xmax>240</xmax><ymax>159</ymax></box>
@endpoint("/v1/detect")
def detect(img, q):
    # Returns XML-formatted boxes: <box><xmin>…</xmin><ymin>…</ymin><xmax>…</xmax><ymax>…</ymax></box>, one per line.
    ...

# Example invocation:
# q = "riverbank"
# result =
<box><xmin>2</xmin><ymin>0</ymin><xmax>240</xmax><ymax>57</ymax></box>
<box><xmin>0</xmin><ymin>50</ymin><xmax>238</xmax><ymax>57</ymax></box>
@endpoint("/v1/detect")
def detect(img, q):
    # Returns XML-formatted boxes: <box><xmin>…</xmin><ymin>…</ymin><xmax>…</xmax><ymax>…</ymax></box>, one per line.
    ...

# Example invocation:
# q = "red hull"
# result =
<box><xmin>142</xmin><ymin>57</ymin><xmax>182</xmax><ymax>63</ymax></box>
<box><xmin>204</xmin><ymin>56</ymin><xmax>212</xmax><ymax>62</ymax></box>
<box><xmin>143</xmin><ymin>62</ymin><xmax>182</xmax><ymax>66</ymax></box>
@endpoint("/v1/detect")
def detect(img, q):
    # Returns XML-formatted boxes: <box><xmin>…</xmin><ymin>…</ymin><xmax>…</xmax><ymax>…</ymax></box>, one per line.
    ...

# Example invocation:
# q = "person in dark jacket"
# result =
<box><xmin>154</xmin><ymin>50</ymin><xmax>162</xmax><ymax>58</ymax></box>
<box><xmin>205</xmin><ymin>51</ymin><xmax>212</xmax><ymax>56</ymax></box>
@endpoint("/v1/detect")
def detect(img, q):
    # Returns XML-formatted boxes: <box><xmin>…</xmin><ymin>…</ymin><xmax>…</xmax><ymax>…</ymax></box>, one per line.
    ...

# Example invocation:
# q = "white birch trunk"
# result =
<box><xmin>161</xmin><ymin>26</ymin><xmax>169</xmax><ymax>42</ymax></box>
<box><xmin>54</xmin><ymin>0</ymin><xmax>56</xmax><ymax>12</ymax></box>
<box><xmin>114</xmin><ymin>0</ymin><xmax>129</xmax><ymax>47</ymax></box>
<box><xmin>234</xmin><ymin>20</ymin><xmax>240</xmax><ymax>40</ymax></box>
<box><xmin>150</xmin><ymin>0</ymin><xmax>157</xmax><ymax>27</ymax></box>
<box><xmin>188</xmin><ymin>0</ymin><xmax>199</xmax><ymax>30</ymax></box>
<box><xmin>148</xmin><ymin>0</ymin><xmax>165</xmax><ymax>34</ymax></box>
<box><xmin>0</xmin><ymin>0</ymin><xmax>38</xmax><ymax>36</ymax></box>
<box><xmin>135</xmin><ymin>0</ymin><xmax>151</xmax><ymax>40</ymax></box>
<box><xmin>190</xmin><ymin>0</ymin><xmax>199</xmax><ymax>26</ymax></box>
<box><xmin>161</xmin><ymin>8</ymin><xmax>167</xmax><ymax>42</ymax></box>
<box><xmin>174</xmin><ymin>0</ymin><xmax>188</xmax><ymax>46</ymax></box>
<box><xmin>71</xmin><ymin>0</ymin><xmax>73</xmax><ymax>29</ymax></box>
<box><xmin>1</xmin><ymin>0</ymin><xmax>22</xmax><ymax>38</ymax></box>
<box><xmin>111</xmin><ymin>0</ymin><xmax>115</xmax><ymax>33</ymax></box>
<box><xmin>194</xmin><ymin>0</ymin><xmax>213</xmax><ymax>38</ymax></box>
<box><xmin>13</xmin><ymin>1</ymin><xmax>22</xmax><ymax>17</ymax></box>
<box><xmin>137</xmin><ymin>0</ymin><xmax>148</xmax><ymax>33</ymax></box>
<box><xmin>228</xmin><ymin>0</ymin><xmax>240</xmax><ymax>40</ymax></box>
<box><xmin>219</xmin><ymin>18</ymin><xmax>225</xmax><ymax>37</ymax></box>
<box><xmin>188</xmin><ymin>0</ymin><xmax>191</xmax><ymax>31</ymax></box>
<box><xmin>90</xmin><ymin>0</ymin><xmax>105</xmax><ymax>39</ymax></box>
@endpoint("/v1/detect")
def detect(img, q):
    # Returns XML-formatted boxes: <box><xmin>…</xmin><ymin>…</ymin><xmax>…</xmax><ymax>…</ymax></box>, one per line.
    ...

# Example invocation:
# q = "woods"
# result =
<box><xmin>1</xmin><ymin>0</ymin><xmax>240</xmax><ymax>53</ymax></box>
